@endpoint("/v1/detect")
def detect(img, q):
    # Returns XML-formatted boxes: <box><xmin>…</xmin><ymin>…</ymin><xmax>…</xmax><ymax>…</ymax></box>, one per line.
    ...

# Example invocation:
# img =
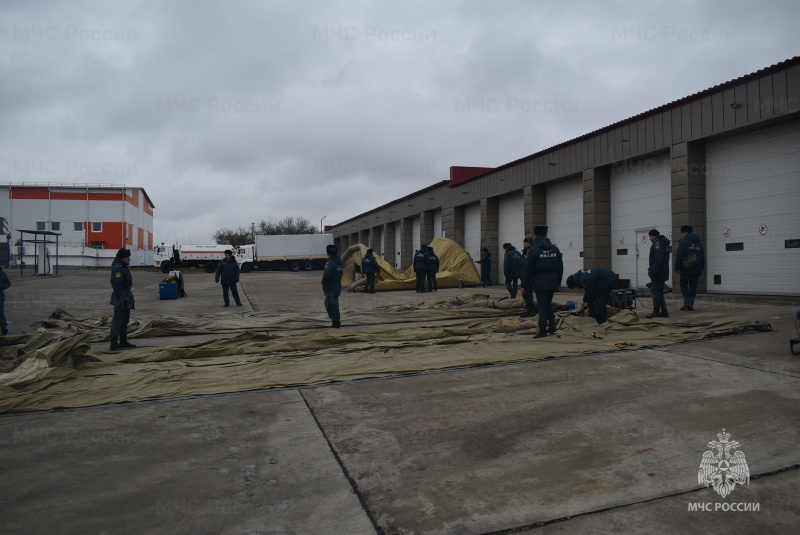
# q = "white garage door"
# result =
<box><xmin>705</xmin><ymin>119</ymin><xmax>800</xmax><ymax>296</ymax></box>
<box><xmin>433</xmin><ymin>210</ymin><xmax>443</xmax><ymax>239</ymax></box>
<box><xmin>412</xmin><ymin>216</ymin><xmax>421</xmax><ymax>253</ymax></box>
<box><xmin>394</xmin><ymin>223</ymin><xmax>401</xmax><ymax>269</ymax></box>
<box><xmin>497</xmin><ymin>192</ymin><xmax>525</xmax><ymax>270</ymax></box>
<box><xmin>546</xmin><ymin>177</ymin><xmax>584</xmax><ymax>280</ymax></box>
<box><xmin>610</xmin><ymin>153</ymin><xmax>672</xmax><ymax>288</ymax></box>
<box><xmin>463</xmin><ymin>203</ymin><xmax>481</xmax><ymax>265</ymax></box>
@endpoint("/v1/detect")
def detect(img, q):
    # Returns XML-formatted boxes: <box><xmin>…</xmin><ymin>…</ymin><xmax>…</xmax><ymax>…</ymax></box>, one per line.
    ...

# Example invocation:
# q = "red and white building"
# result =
<box><xmin>0</xmin><ymin>183</ymin><xmax>155</xmax><ymax>268</ymax></box>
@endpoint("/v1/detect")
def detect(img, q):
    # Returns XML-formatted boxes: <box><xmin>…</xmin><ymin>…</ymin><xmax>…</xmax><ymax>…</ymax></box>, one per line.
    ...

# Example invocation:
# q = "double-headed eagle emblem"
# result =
<box><xmin>698</xmin><ymin>428</ymin><xmax>750</xmax><ymax>498</ymax></box>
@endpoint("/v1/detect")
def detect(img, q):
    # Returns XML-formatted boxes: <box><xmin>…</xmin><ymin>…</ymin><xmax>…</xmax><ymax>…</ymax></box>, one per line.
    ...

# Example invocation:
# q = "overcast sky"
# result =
<box><xmin>1</xmin><ymin>0</ymin><xmax>798</xmax><ymax>245</ymax></box>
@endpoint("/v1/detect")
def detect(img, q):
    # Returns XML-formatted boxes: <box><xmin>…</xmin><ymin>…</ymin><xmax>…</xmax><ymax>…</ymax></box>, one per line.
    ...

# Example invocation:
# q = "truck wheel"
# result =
<box><xmin>289</xmin><ymin>261</ymin><xmax>301</xmax><ymax>272</ymax></box>
<box><xmin>160</xmin><ymin>261</ymin><xmax>173</xmax><ymax>274</ymax></box>
<box><xmin>303</xmin><ymin>260</ymin><xmax>313</xmax><ymax>271</ymax></box>
<box><xmin>204</xmin><ymin>262</ymin><xmax>217</xmax><ymax>273</ymax></box>
<box><xmin>241</xmin><ymin>263</ymin><xmax>252</xmax><ymax>273</ymax></box>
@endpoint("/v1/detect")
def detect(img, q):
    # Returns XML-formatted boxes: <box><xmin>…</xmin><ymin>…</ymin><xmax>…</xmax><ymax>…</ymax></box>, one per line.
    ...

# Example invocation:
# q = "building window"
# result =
<box><xmin>92</xmin><ymin>222</ymin><xmax>102</xmax><ymax>232</ymax></box>
<box><xmin>36</xmin><ymin>221</ymin><xmax>46</xmax><ymax>231</ymax></box>
<box><xmin>51</xmin><ymin>221</ymin><xmax>60</xmax><ymax>231</ymax></box>
<box><xmin>74</xmin><ymin>222</ymin><xmax>83</xmax><ymax>232</ymax></box>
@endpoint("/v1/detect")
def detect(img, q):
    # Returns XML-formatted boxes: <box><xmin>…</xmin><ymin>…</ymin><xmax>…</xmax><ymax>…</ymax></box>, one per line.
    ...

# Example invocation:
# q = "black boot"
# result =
<box><xmin>332</xmin><ymin>320</ymin><xmax>341</xmax><ymax>328</ymax></box>
<box><xmin>646</xmin><ymin>307</ymin><xmax>660</xmax><ymax>319</ymax></box>
<box><xmin>519</xmin><ymin>303</ymin><xmax>534</xmax><ymax>318</ymax></box>
<box><xmin>660</xmin><ymin>305</ymin><xmax>669</xmax><ymax>318</ymax></box>
<box><xmin>109</xmin><ymin>337</ymin><xmax>120</xmax><ymax>351</ymax></box>
<box><xmin>119</xmin><ymin>336</ymin><xmax>137</xmax><ymax>350</ymax></box>
<box><xmin>687</xmin><ymin>299</ymin><xmax>695</xmax><ymax>311</ymax></box>
<box><xmin>0</xmin><ymin>324</ymin><xmax>8</xmax><ymax>336</ymax></box>
<box><xmin>533</xmin><ymin>326</ymin><xmax>548</xmax><ymax>339</ymax></box>
<box><xmin>547</xmin><ymin>318</ymin><xmax>557</xmax><ymax>334</ymax></box>
<box><xmin>680</xmin><ymin>299</ymin><xmax>689</xmax><ymax>311</ymax></box>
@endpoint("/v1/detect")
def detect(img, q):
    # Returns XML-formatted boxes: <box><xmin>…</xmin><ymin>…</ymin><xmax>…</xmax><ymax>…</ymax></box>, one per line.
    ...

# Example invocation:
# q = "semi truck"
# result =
<box><xmin>153</xmin><ymin>243</ymin><xmax>235</xmax><ymax>273</ymax></box>
<box><xmin>236</xmin><ymin>234</ymin><xmax>333</xmax><ymax>272</ymax></box>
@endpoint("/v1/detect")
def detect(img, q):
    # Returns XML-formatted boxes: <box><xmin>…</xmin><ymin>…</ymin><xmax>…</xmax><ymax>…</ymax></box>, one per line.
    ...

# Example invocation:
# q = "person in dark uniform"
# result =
<box><xmin>413</xmin><ymin>244</ymin><xmax>430</xmax><ymax>292</ymax></box>
<box><xmin>426</xmin><ymin>246</ymin><xmax>439</xmax><ymax>291</ymax></box>
<box><xmin>520</xmin><ymin>226</ymin><xmax>564</xmax><ymax>338</ymax></box>
<box><xmin>322</xmin><ymin>244</ymin><xmax>344</xmax><ymax>327</ymax></box>
<box><xmin>519</xmin><ymin>237</ymin><xmax>536</xmax><ymax>318</ymax></box>
<box><xmin>646</xmin><ymin>228</ymin><xmax>671</xmax><ymax>318</ymax></box>
<box><xmin>361</xmin><ymin>248</ymin><xmax>381</xmax><ymax>293</ymax></box>
<box><xmin>109</xmin><ymin>248</ymin><xmax>136</xmax><ymax>351</ymax></box>
<box><xmin>566</xmin><ymin>267</ymin><xmax>619</xmax><ymax>324</ymax></box>
<box><xmin>0</xmin><ymin>266</ymin><xmax>11</xmax><ymax>335</ymax></box>
<box><xmin>478</xmin><ymin>247</ymin><xmax>492</xmax><ymax>286</ymax></box>
<box><xmin>675</xmin><ymin>225</ymin><xmax>705</xmax><ymax>311</ymax></box>
<box><xmin>503</xmin><ymin>243</ymin><xmax>522</xmax><ymax>298</ymax></box>
<box><xmin>214</xmin><ymin>250</ymin><xmax>242</xmax><ymax>307</ymax></box>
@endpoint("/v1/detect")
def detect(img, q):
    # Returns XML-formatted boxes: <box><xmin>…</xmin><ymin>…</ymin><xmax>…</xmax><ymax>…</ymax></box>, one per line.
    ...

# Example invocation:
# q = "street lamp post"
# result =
<box><xmin>320</xmin><ymin>215</ymin><xmax>327</xmax><ymax>233</ymax></box>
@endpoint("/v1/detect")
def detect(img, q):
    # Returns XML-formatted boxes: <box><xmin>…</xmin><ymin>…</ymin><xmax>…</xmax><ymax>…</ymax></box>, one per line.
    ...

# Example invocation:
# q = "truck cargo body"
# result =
<box><xmin>236</xmin><ymin>234</ymin><xmax>333</xmax><ymax>272</ymax></box>
<box><xmin>154</xmin><ymin>243</ymin><xmax>234</xmax><ymax>273</ymax></box>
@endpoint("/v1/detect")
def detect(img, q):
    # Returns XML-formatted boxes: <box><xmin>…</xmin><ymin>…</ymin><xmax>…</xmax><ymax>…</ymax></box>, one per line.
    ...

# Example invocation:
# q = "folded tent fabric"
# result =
<box><xmin>341</xmin><ymin>237</ymin><xmax>480</xmax><ymax>292</ymax></box>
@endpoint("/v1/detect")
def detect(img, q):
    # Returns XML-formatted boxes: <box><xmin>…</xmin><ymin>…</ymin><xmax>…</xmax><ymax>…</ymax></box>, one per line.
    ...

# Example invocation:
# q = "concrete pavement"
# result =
<box><xmin>1</xmin><ymin>268</ymin><xmax>798</xmax><ymax>534</ymax></box>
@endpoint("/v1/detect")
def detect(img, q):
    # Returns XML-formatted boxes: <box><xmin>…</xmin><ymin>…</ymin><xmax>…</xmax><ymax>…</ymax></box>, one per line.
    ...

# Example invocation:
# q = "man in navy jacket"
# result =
<box><xmin>646</xmin><ymin>229</ymin><xmax>671</xmax><ymax>318</ymax></box>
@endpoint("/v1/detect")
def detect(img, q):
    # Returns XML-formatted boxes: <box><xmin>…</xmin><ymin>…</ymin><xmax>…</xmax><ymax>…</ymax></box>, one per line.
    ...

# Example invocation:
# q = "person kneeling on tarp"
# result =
<box><xmin>566</xmin><ymin>268</ymin><xmax>619</xmax><ymax>324</ymax></box>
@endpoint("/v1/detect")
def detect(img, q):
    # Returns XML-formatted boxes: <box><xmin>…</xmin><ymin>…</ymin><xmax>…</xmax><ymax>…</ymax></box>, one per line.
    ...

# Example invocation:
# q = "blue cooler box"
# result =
<box><xmin>159</xmin><ymin>282</ymin><xmax>178</xmax><ymax>300</ymax></box>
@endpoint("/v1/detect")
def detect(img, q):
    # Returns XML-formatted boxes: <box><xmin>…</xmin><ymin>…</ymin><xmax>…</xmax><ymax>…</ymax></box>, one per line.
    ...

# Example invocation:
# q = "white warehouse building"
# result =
<box><xmin>0</xmin><ymin>183</ymin><xmax>155</xmax><ymax>270</ymax></box>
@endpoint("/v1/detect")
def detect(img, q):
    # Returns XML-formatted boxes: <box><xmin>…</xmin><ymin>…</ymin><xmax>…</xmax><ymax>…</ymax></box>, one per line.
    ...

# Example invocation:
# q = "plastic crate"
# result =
<box><xmin>159</xmin><ymin>282</ymin><xmax>178</xmax><ymax>300</ymax></box>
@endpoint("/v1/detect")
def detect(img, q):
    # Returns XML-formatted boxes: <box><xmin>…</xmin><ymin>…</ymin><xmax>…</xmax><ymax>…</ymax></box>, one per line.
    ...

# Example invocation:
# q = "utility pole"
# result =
<box><xmin>251</xmin><ymin>222</ymin><xmax>255</xmax><ymax>243</ymax></box>
<box><xmin>320</xmin><ymin>215</ymin><xmax>327</xmax><ymax>233</ymax></box>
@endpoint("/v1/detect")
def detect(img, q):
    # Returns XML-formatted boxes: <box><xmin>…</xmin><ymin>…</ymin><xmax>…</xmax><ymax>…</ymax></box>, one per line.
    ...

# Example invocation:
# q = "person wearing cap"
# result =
<box><xmin>519</xmin><ymin>237</ymin><xmax>536</xmax><ymax>317</ymax></box>
<box><xmin>520</xmin><ymin>225</ymin><xmax>564</xmax><ymax>338</ymax></box>
<box><xmin>646</xmin><ymin>228</ymin><xmax>671</xmax><ymax>319</ymax></box>
<box><xmin>477</xmin><ymin>247</ymin><xmax>492</xmax><ymax>286</ymax></box>
<box><xmin>214</xmin><ymin>250</ymin><xmax>242</xmax><ymax>307</ymax></box>
<box><xmin>0</xmin><ymin>265</ymin><xmax>11</xmax><ymax>336</ymax></box>
<box><xmin>322</xmin><ymin>244</ymin><xmax>344</xmax><ymax>327</ymax></box>
<box><xmin>109</xmin><ymin>248</ymin><xmax>136</xmax><ymax>351</ymax></box>
<box><xmin>503</xmin><ymin>242</ymin><xmax>522</xmax><ymax>299</ymax></box>
<box><xmin>361</xmin><ymin>248</ymin><xmax>381</xmax><ymax>293</ymax></box>
<box><xmin>426</xmin><ymin>246</ymin><xmax>439</xmax><ymax>291</ymax></box>
<box><xmin>566</xmin><ymin>267</ymin><xmax>619</xmax><ymax>324</ymax></box>
<box><xmin>413</xmin><ymin>243</ymin><xmax>430</xmax><ymax>293</ymax></box>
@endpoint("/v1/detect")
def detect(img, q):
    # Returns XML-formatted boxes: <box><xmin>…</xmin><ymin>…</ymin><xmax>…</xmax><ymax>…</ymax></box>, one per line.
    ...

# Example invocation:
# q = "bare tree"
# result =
<box><xmin>212</xmin><ymin>226</ymin><xmax>252</xmax><ymax>247</ymax></box>
<box><xmin>212</xmin><ymin>216</ymin><xmax>318</xmax><ymax>245</ymax></box>
<box><xmin>258</xmin><ymin>216</ymin><xmax>318</xmax><ymax>235</ymax></box>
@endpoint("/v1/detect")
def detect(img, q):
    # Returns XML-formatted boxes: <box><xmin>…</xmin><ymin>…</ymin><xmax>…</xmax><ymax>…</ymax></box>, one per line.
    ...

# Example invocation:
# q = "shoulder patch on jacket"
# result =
<box><xmin>115</xmin><ymin>273</ymin><xmax>122</xmax><ymax>278</ymax></box>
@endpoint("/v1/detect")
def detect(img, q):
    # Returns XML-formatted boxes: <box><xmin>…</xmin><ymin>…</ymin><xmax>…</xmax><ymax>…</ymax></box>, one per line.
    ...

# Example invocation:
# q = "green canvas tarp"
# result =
<box><xmin>0</xmin><ymin>298</ymin><xmax>769</xmax><ymax>413</ymax></box>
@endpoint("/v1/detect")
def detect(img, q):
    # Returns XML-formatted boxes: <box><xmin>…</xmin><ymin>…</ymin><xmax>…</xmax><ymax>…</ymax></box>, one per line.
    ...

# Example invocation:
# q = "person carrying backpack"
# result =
<box><xmin>674</xmin><ymin>225</ymin><xmax>705</xmax><ymax>311</ymax></box>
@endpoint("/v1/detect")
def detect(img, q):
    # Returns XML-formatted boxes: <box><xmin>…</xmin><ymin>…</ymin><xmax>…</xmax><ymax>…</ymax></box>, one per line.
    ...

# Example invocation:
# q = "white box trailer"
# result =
<box><xmin>154</xmin><ymin>243</ymin><xmax>234</xmax><ymax>273</ymax></box>
<box><xmin>236</xmin><ymin>234</ymin><xmax>333</xmax><ymax>272</ymax></box>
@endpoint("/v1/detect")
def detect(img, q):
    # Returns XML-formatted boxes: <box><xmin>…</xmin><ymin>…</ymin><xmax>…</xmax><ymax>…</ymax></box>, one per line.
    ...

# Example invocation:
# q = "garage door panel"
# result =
<box><xmin>464</xmin><ymin>204</ymin><xmax>481</xmax><ymax>263</ymax></box>
<box><xmin>610</xmin><ymin>154</ymin><xmax>672</xmax><ymax>288</ymax></box>
<box><xmin>498</xmin><ymin>192</ymin><xmax>525</xmax><ymax>267</ymax></box>
<box><xmin>706</xmin><ymin>119</ymin><xmax>800</xmax><ymax>295</ymax></box>
<box><xmin>394</xmin><ymin>224</ymin><xmax>401</xmax><ymax>269</ymax></box>
<box><xmin>546</xmin><ymin>178</ymin><xmax>583</xmax><ymax>278</ymax></box>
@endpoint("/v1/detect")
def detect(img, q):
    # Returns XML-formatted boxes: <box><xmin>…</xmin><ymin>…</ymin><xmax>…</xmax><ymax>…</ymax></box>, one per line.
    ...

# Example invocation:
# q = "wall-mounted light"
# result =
<box><xmin>730</xmin><ymin>102</ymin><xmax>743</xmax><ymax>109</ymax></box>
<box><xmin>548</xmin><ymin>162</ymin><xmax>557</xmax><ymax>167</ymax></box>
<box><xmin>462</xmin><ymin>191</ymin><xmax>469</xmax><ymax>194</ymax></box>
<box><xmin>621</xmin><ymin>139</ymin><xmax>629</xmax><ymax>142</ymax></box>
